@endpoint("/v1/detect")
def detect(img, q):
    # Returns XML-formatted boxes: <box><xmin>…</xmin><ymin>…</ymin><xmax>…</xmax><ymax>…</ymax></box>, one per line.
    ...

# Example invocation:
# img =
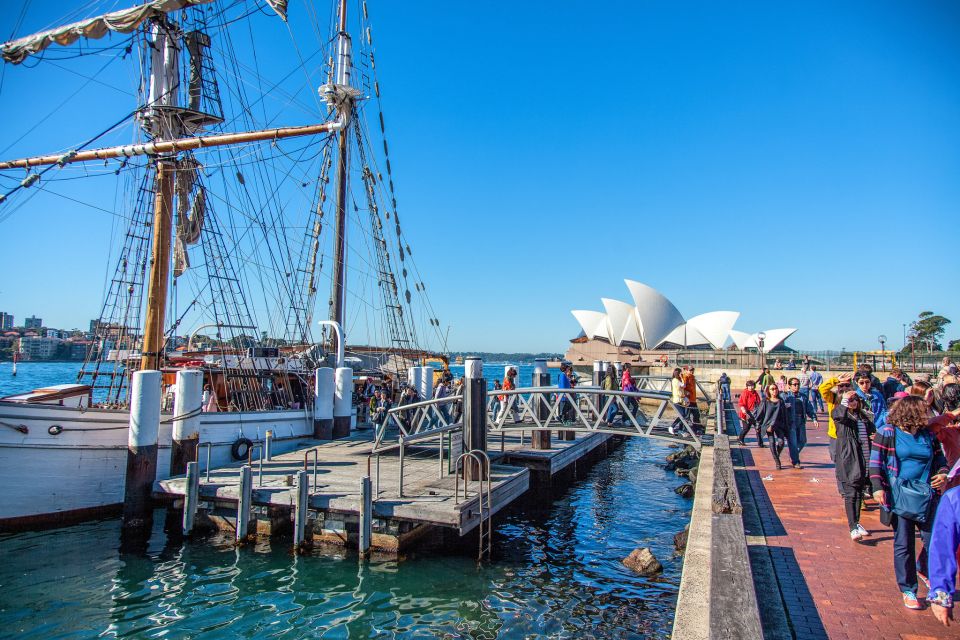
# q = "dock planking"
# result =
<box><xmin>155</xmin><ymin>428</ymin><xmax>619</xmax><ymax>546</ymax></box>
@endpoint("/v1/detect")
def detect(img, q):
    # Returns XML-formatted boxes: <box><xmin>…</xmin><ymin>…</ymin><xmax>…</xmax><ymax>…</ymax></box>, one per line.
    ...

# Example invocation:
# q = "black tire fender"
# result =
<box><xmin>231</xmin><ymin>437</ymin><xmax>253</xmax><ymax>461</ymax></box>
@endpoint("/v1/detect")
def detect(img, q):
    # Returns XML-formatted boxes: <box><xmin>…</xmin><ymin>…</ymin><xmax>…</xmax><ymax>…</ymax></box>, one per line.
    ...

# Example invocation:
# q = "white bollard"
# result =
<box><xmin>419</xmin><ymin>366</ymin><xmax>434</xmax><ymax>402</ymax></box>
<box><xmin>314</xmin><ymin>367</ymin><xmax>334</xmax><ymax>439</ymax></box>
<box><xmin>123</xmin><ymin>370</ymin><xmax>162</xmax><ymax>530</ymax></box>
<box><xmin>171</xmin><ymin>369</ymin><xmax>203</xmax><ymax>477</ymax></box>
<box><xmin>333</xmin><ymin>367</ymin><xmax>353</xmax><ymax>438</ymax></box>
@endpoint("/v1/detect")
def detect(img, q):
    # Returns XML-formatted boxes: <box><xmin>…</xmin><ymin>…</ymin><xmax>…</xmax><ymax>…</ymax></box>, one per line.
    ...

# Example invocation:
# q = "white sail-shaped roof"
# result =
<box><xmin>728</xmin><ymin>329</ymin><xmax>754</xmax><ymax>350</ymax></box>
<box><xmin>758</xmin><ymin>328</ymin><xmax>797</xmax><ymax>351</ymax></box>
<box><xmin>624</xmin><ymin>280</ymin><xmax>685</xmax><ymax>349</ymax></box>
<box><xmin>601</xmin><ymin>298</ymin><xmax>643</xmax><ymax>346</ymax></box>
<box><xmin>686</xmin><ymin>311</ymin><xmax>740</xmax><ymax>350</ymax></box>
<box><xmin>571</xmin><ymin>310</ymin><xmax>612</xmax><ymax>342</ymax></box>
<box><xmin>660</xmin><ymin>323</ymin><xmax>708</xmax><ymax>348</ymax></box>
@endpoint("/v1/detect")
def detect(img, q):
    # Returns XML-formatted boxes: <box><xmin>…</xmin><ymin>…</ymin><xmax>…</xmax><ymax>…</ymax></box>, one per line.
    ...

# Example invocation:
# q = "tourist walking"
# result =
<box><xmin>499</xmin><ymin>367</ymin><xmax>519</xmax><ymax>423</ymax></box>
<box><xmin>737</xmin><ymin>380</ymin><xmax>762</xmax><ymax>446</ymax></box>
<box><xmin>718</xmin><ymin>372</ymin><xmax>731</xmax><ymax>402</ymax></box>
<box><xmin>758</xmin><ymin>367</ymin><xmax>775</xmax><ymax>390</ymax></box>
<box><xmin>684</xmin><ymin>366</ymin><xmax>701</xmax><ymax>426</ymax></box>
<box><xmin>753</xmin><ymin>383</ymin><xmax>794</xmax><ymax>470</ymax></box>
<box><xmin>855</xmin><ymin>371</ymin><xmax>888</xmax><ymax>427</ymax></box>
<box><xmin>883</xmin><ymin>368</ymin><xmax>911</xmax><ymax>401</ymax></box>
<box><xmin>558</xmin><ymin>363</ymin><xmax>575</xmax><ymax>423</ymax></box>
<box><xmin>869</xmin><ymin>395</ymin><xmax>950</xmax><ymax>610</ymax></box>
<box><xmin>777</xmin><ymin>374</ymin><xmax>788</xmax><ymax>394</ymax></box>
<box><xmin>670</xmin><ymin>367</ymin><xmax>686</xmax><ymax>435</ymax></box>
<box><xmin>820</xmin><ymin>372</ymin><xmax>854</xmax><ymax>462</ymax></box>
<box><xmin>784</xmin><ymin>377</ymin><xmax>818</xmax><ymax>456</ymax></box>
<box><xmin>490</xmin><ymin>380</ymin><xmax>502</xmax><ymax>421</ymax></box>
<box><xmin>808</xmin><ymin>365</ymin><xmax>825</xmax><ymax>411</ymax></box>
<box><xmin>602</xmin><ymin>363</ymin><xmax>620</xmax><ymax>424</ymax></box>
<box><xmin>621</xmin><ymin>365</ymin><xmax>638</xmax><ymax>419</ymax></box>
<box><xmin>832</xmin><ymin>390</ymin><xmax>875</xmax><ymax>541</ymax></box>
<box><xmin>928</xmin><ymin>483</ymin><xmax>960</xmax><ymax>626</ymax></box>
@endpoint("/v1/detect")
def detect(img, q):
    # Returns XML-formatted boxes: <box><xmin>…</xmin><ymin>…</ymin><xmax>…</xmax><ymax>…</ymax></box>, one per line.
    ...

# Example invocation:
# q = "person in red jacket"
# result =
<box><xmin>738</xmin><ymin>380</ymin><xmax>763</xmax><ymax>447</ymax></box>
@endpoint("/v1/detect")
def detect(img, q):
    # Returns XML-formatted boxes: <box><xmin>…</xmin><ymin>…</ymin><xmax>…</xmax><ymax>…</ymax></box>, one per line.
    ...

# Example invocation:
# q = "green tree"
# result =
<box><xmin>906</xmin><ymin>311</ymin><xmax>951</xmax><ymax>351</ymax></box>
<box><xmin>949</xmin><ymin>339</ymin><xmax>960</xmax><ymax>353</ymax></box>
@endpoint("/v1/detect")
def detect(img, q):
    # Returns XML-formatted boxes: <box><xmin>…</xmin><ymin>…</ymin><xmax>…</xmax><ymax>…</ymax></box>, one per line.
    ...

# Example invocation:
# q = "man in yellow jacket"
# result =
<box><xmin>818</xmin><ymin>371</ymin><xmax>853</xmax><ymax>461</ymax></box>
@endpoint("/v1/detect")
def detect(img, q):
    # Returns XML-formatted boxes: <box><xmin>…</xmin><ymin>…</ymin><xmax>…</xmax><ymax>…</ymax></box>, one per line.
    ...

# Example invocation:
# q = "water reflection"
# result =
<box><xmin>0</xmin><ymin>438</ymin><xmax>687</xmax><ymax>638</ymax></box>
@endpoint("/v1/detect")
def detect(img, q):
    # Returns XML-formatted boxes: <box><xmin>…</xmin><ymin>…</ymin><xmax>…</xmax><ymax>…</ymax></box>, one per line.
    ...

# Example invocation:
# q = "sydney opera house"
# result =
<box><xmin>567</xmin><ymin>280</ymin><xmax>796</xmax><ymax>361</ymax></box>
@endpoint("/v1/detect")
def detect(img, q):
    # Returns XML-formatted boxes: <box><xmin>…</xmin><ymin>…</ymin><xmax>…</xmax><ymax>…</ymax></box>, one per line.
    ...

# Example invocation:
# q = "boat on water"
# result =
<box><xmin>0</xmin><ymin>0</ymin><xmax>445</xmax><ymax>529</ymax></box>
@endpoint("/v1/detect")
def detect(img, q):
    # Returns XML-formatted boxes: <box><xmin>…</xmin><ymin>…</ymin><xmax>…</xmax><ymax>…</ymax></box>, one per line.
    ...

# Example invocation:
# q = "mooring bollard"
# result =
<box><xmin>333</xmin><ymin>366</ymin><xmax>353</xmax><ymax>439</ymax></box>
<box><xmin>293</xmin><ymin>470</ymin><xmax>309</xmax><ymax>549</ymax></box>
<box><xmin>182</xmin><ymin>460</ymin><xmax>200</xmax><ymax>535</ymax></box>
<box><xmin>170</xmin><ymin>368</ymin><xmax>203</xmax><ymax>477</ymax></box>
<box><xmin>314</xmin><ymin>367</ymin><xmax>334</xmax><ymax>439</ymax></box>
<box><xmin>264</xmin><ymin>430</ymin><xmax>273</xmax><ymax>461</ymax></box>
<box><xmin>236</xmin><ymin>464</ymin><xmax>252</xmax><ymax>543</ymax></box>
<box><xmin>532</xmin><ymin>358</ymin><xmax>551</xmax><ymax>450</ymax></box>
<box><xmin>359</xmin><ymin>475</ymin><xmax>372</xmax><ymax>557</ymax></box>
<box><xmin>462</xmin><ymin>357</ymin><xmax>488</xmax><ymax>481</ymax></box>
<box><xmin>123</xmin><ymin>370</ymin><xmax>161</xmax><ymax>530</ymax></box>
<box><xmin>419</xmin><ymin>365</ymin><xmax>434</xmax><ymax>403</ymax></box>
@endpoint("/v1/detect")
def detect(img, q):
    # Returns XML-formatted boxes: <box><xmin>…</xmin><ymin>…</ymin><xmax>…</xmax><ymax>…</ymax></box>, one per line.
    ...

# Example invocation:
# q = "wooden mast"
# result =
<box><xmin>329</xmin><ymin>0</ymin><xmax>351</xmax><ymax>358</ymax></box>
<box><xmin>140</xmin><ymin>160</ymin><xmax>174</xmax><ymax>371</ymax></box>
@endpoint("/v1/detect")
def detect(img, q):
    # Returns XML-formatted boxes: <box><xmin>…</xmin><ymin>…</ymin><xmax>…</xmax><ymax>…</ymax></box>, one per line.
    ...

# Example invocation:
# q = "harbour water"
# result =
<box><xmin>0</xmin><ymin>362</ymin><xmax>690</xmax><ymax>638</ymax></box>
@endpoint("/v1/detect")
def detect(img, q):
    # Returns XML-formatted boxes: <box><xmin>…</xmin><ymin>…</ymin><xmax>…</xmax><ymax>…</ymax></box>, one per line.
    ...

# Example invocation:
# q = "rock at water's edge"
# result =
<box><xmin>675</xmin><ymin>482</ymin><xmax>695</xmax><ymax>498</ymax></box>
<box><xmin>674</xmin><ymin>527</ymin><xmax>689</xmax><ymax>553</ymax></box>
<box><xmin>623</xmin><ymin>547</ymin><xmax>663</xmax><ymax>576</ymax></box>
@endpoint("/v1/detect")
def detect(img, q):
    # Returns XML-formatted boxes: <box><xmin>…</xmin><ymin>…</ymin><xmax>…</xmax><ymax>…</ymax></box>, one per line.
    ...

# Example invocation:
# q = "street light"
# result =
<box><xmin>878</xmin><ymin>334</ymin><xmax>887</xmax><ymax>371</ymax></box>
<box><xmin>757</xmin><ymin>331</ymin><xmax>766</xmax><ymax>370</ymax></box>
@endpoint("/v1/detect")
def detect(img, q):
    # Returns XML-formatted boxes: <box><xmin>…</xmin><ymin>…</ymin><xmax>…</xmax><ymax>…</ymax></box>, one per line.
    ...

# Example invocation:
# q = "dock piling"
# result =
<box><xmin>123</xmin><ymin>370</ymin><xmax>161</xmax><ymax>530</ymax></box>
<box><xmin>237</xmin><ymin>464</ymin><xmax>252</xmax><ymax>543</ymax></box>
<box><xmin>182</xmin><ymin>460</ymin><xmax>199</xmax><ymax>535</ymax></box>
<box><xmin>170</xmin><ymin>368</ymin><xmax>203</xmax><ymax>477</ymax></box>
<box><xmin>264</xmin><ymin>430</ymin><xmax>273</xmax><ymax>461</ymax></box>
<box><xmin>293</xmin><ymin>470</ymin><xmax>309</xmax><ymax>549</ymax></box>
<box><xmin>333</xmin><ymin>367</ymin><xmax>353</xmax><ymax>438</ymax></box>
<box><xmin>359</xmin><ymin>475</ymin><xmax>372</xmax><ymax>557</ymax></box>
<box><xmin>531</xmin><ymin>358</ymin><xmax>551</xmax><ymax>450</ymax></box>
<box><xmin>462</xmin><ymin>357</ymin><xmax>488</xmax><ymax>481</ymax></box>
<box><xmin>313</xmin><ymin>367</ymin><xmax>334</xmax><ymax>439</ymax></box>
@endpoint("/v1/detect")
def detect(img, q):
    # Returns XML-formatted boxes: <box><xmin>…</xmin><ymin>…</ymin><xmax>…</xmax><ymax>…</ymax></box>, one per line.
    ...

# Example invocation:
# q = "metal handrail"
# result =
<box><xmin>375</xmin><ymin>394</ymin><xmax>463</xmax><ymax>448</ymax></box>
<box><xmin>303</xmin><ymin>448</ymin><xmax>319</xmax><ymax>492</ymax></box>
<box><xmin>198</xmin><ymin>441</ymin><xmax>213</xmax><ymax>482</ymax></box>
<box><xmin>247</xmin><ymin>442</ymin><xmax>264</xmax><ymax>486</ymax></box>
<box><xmin>484</xmin><ymin>386</ymin><xmax>702</xmax><ymax>448</ymax></box>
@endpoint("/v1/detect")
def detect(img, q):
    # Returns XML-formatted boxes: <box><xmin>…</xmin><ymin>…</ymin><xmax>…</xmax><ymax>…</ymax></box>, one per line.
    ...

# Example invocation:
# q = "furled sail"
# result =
<box><xmin>173</xmin><ymin>156</ymin><xmax>205</xmax><ymax>277</ymax></box>
<box><xmin>1</xmin><ymin>0</ymin><xmax>288</xmax><ymax>65</ymax></box>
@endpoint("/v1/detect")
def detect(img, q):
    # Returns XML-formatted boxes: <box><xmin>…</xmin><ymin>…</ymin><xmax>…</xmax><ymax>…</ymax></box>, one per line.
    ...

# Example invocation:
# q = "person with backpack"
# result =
<box><xmin>869</xmin><ymin>395</ymin><xmax>950</xmax><ymax>610</ymax></box>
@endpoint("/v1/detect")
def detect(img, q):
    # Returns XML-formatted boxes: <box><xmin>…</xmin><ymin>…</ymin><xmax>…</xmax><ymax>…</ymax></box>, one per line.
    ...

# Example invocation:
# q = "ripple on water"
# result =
<box><xmin>0</xmin><ymin>438</ymin><xmax>689</xmax><ymax>638</ymax></box>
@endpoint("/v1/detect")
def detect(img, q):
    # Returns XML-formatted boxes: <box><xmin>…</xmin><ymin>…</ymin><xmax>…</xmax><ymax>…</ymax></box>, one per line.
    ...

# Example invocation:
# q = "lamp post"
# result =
<box><xmin>878</xmin><ymin>334</ymin><xmax>887</xmax><ymax>372</ymax></box>
<box><xmin>757</xmin><ymin>331</ymin><xmax>766</xmax><ymax>370</ymax></box>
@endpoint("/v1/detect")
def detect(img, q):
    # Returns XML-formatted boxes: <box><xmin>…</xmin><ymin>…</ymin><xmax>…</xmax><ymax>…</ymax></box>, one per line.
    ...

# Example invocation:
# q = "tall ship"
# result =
<box><xmin>0</xmin><ymin>0</ymin><xmax>445</xmax><ymax>529</ymax></box>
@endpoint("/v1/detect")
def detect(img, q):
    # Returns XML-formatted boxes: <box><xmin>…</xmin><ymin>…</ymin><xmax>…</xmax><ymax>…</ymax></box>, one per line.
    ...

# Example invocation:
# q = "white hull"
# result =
<box><xmin>0</xmin><ymin>401</ymin><xmax>314</xmax><ymax>528</ymax></box>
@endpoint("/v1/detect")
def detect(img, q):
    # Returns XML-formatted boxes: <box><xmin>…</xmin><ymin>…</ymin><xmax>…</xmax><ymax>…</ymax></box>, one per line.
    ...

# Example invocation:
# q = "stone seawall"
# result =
<box><xmin>672</xmin><ymin>410</ymin><xmax>763</xmax><ymax>640</ymax></box>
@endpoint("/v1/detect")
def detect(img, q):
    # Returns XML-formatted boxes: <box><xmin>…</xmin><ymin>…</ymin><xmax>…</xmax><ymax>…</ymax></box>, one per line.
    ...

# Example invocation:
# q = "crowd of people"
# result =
<box><xmin>735</xmin><ymin>356</ymin><xmax>960</xmax><ymax>624</ymax></box>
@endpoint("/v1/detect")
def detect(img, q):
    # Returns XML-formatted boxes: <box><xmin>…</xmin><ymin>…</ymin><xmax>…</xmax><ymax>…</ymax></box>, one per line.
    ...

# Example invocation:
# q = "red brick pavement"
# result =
<box><xmin>735</xmin><ymin>409</ymin><xmax>954</xmax><ymax>640</ymax></box>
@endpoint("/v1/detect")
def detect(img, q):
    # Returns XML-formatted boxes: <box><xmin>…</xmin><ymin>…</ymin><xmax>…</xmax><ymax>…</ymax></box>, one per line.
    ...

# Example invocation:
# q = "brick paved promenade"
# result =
<box><xmin>732</xmin><ymin>408</ymin><xmax>953</xmax><ymax>640</ymax></box>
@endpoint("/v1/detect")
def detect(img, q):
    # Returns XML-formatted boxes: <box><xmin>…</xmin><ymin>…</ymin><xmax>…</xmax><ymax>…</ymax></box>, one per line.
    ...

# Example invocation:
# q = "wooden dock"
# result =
<box><xmin>154</xmin><ymin>428</ymin><xmax>619</xmax><ymax>553</ymax></box>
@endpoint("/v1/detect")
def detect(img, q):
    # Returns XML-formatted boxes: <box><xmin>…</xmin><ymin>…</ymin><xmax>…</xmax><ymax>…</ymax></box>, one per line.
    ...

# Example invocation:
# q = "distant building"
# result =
<box><xmin>0</xmin><ymin>312</ymin><xmax>12</xmax><ymax>330</ymax></box>
<box><xmin>24</xmin><ymin>316</ymin><xmax>42</xmax><ymax>329</ymax></box>
<box><xmin>19</xmin><ymin>336</ymin><xmax>61</xmax><ymax>360</ymax></box>
<box><xmin>46</xmin><ymin>329</ymin><xmax>63</xmax><ymax>339</ymax></box>
<box><xmin>69</xmin><ymin>341</ymin><xmax>93</xmax><ymax>361</ymax></box>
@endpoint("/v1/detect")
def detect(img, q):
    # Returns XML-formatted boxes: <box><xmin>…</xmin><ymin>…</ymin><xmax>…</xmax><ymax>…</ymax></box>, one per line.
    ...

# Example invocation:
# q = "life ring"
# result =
<box><xmin>231</xmin><ymin>437</ymin><xmax>253</xmax><ymax>461</ymax></box>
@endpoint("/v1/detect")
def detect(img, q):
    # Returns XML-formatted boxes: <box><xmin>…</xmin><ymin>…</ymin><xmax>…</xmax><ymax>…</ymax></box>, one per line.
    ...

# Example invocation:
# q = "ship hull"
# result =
<box><xmin>0</xmin><ymin>401</ymin><xmax>314</xmax><ymax>530</ymax></box>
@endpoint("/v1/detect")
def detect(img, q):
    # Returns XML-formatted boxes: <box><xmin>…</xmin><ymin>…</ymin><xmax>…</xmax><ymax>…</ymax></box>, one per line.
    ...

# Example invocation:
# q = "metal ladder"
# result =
<box><xmin>455</xmin><ymin>449</ymin><xmax>492</xmax><ymax>562</ymax></box>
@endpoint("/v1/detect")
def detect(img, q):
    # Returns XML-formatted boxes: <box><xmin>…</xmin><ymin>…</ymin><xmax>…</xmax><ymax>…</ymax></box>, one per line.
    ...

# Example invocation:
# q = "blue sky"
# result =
<box><xmin>0</xmin><ymin>1</ymin><xmax>958</xmax><ymax>353</ymax></box>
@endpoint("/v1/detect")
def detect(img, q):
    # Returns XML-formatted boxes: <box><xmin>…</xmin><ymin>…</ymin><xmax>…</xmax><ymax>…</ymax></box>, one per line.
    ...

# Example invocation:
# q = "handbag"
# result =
<box><xmin>889</xmin><ymin>430</ymin><xmax>935</xmax><ymax>524</ymax></box>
